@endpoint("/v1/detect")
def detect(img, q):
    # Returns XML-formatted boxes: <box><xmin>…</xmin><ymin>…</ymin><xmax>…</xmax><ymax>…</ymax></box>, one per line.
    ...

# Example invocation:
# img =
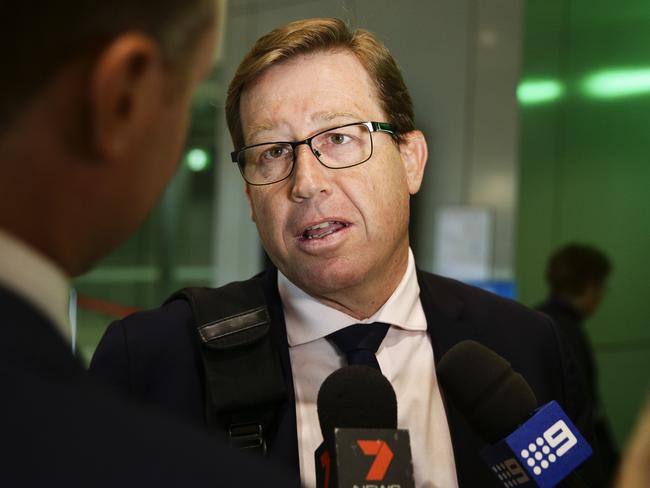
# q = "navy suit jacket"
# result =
<box><xmin>0</xmin><ymin>285</ymin><xmax>292</xmax><ymax>487</ymax></box>
<box><xmin>91</xmin><ymin>268</ymin><xmax>601</xmax><ymax>487</ymax></box>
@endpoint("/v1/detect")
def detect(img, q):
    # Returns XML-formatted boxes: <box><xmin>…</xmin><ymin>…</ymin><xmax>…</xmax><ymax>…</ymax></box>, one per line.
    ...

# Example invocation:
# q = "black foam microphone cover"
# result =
<box><xmin>437</xmin><ymin>340</ymin><xmax>538</xmax><ymax>443</ymax></box>
<box><xmin>316</xmin><ymin>365</ymin><xmax>397</xmax><ymax>440</ymax></box>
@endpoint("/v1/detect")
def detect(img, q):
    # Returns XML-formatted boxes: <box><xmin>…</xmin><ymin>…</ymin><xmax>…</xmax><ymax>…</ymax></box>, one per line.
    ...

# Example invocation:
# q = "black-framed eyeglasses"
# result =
<box><xmin>231</xmin><ymin>121</ymin><xmax>396</xmax><ymax>186</ymax></box>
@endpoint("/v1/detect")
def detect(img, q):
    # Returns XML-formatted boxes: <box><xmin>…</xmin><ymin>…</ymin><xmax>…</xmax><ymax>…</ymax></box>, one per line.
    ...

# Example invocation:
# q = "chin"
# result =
<box><xmin>291</xmin><ymin>259</ymin><xmax>368</xmax><ymax>297</ymax></box>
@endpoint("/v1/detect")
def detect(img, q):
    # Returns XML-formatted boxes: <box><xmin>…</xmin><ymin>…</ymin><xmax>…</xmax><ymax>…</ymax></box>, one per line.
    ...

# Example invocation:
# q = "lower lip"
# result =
<box><xmin>296</xmin><ymin>224</ymin><xmax>351</xmax><ymax>251</ymax></box>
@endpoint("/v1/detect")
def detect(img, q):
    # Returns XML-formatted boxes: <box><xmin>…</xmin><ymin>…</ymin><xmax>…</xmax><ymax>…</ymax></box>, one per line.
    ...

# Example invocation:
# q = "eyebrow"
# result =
<box><xmin>247</xmin><ymin>123</ymin><xmax>275</xmax><ymax>142</ymax></box>
<box><xmin>245</xmin><ymin>111</ymin><xmax>361</xmax><ymax>144</ymax></box>
<box><xmin>313</xmin><ymin>111</ymin><xmax>358</xmax><ymax>122</ymax></box>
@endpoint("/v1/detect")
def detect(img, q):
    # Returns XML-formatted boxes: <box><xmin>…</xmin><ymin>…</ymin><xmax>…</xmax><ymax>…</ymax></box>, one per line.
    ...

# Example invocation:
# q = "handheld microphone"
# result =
<box><xmin>437</xmin><ymin>340</ymin><xmax>592</xmax><ymax>488</ymax></box>
<box><xmin>315</xmin><ymin>365</ymin><xmax>415</xmax><ymax>488</ymax></box>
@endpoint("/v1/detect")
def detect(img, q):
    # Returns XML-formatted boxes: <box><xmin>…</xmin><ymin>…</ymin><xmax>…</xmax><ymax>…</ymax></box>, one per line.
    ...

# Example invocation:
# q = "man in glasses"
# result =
<box><xmin>92</xmin><ymin>18</ymin><xmax>599</xmax><ymax>487</ymax></box>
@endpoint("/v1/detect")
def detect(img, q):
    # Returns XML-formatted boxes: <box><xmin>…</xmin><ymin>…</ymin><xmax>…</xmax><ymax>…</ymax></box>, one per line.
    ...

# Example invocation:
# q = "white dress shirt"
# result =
<box><xmin>0</xmin><ymin>229</ymin><xmax>70</xmax><ymax>342</ymax></box>
<box><xmin>279</xmin><ymin>248</ymin><xmax>458</xmax><ymax>488</ymax></box>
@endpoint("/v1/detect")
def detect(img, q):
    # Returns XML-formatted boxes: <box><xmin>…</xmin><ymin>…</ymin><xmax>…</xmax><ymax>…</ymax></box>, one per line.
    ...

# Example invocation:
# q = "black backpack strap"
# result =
<box><xmin>166</xmin><ymin>276</ymin><xmax>288</xmax><ymax>455</ymax></box>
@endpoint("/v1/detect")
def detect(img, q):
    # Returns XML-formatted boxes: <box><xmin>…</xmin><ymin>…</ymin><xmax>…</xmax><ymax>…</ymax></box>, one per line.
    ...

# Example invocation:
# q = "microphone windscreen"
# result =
<box><xmin>317</xmin><ymin>365</ymin><xmax>397</xmax><ymax>440</ymax></box>
<box><xmin>437</xmin><ymin>340</ymin><xmax>538</xmax><ymax>443</ymax></box>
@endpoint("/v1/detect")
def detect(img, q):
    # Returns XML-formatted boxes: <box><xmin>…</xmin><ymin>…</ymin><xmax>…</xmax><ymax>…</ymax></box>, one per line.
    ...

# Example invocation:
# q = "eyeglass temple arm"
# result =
<box><xmin>371</xmin><ymin>121</ymin><xmax>396</xmax><ymax>135</ymax></box>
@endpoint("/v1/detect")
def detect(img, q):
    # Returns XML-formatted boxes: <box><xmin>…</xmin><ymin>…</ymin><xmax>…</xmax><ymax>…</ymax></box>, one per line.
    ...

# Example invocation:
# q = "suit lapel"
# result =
<box><xmin>417</xmin><ymin>270</ymin><xmax>492</xmax><ymax>487</ymax></box>
<box><xmin>417</xmin><ymin>269</ymin><xmax>464</xmax><ymax>363</ymax></box>
<box><xmin>261</xmin><ymin>268</ymin><xmax>301</xmax><ymax>484</ymax></box>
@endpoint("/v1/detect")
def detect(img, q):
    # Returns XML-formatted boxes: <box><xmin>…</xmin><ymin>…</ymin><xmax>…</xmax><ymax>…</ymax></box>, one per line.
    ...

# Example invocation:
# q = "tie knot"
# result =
<box><xmin>327</xmin><ymin>323</ymin><xmax>390</xmax><ymax>370</ymax></box>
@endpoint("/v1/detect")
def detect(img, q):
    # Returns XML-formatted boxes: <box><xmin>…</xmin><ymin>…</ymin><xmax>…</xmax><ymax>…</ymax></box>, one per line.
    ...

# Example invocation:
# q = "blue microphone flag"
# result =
<box><xmin>481</xmin><ymin>401</ymin><xmax>592</xmax><ymax>488</ymax></box>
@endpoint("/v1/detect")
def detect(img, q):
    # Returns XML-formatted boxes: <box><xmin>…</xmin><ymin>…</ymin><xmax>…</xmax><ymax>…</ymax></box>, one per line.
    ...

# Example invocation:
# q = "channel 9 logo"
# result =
<box><xmin>519</xmin><ymin>419</ymin><xmax>578</xmax><ymax>476</ymax></box>
<box><xmin>482</xmin><ymin>401</ymin><xmax>592</xmax><ymax>488</ymax></box>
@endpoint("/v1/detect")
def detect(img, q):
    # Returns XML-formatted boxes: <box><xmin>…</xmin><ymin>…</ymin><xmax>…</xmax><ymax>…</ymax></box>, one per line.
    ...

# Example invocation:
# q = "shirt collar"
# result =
<box><xmin>280</xmin><ymin>248</ymin><xmax>426</xmax><ymax>347</ymax></box>
<box><xmin>0</xmin><ymin>229</ymin><xmax>71</xmax><ymax>342</ymax></box>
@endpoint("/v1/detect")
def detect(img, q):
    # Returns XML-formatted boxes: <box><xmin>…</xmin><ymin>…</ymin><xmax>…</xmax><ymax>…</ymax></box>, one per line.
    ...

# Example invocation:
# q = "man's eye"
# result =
<box><xmin>261</xmin><ymin>146</ymin><xmax>289</xmax><ymax>160</ymax></box>
<box><xmin>329</xmin><ymin>133</ymin><xmax>350</xmax><ymax>145</ymax></box>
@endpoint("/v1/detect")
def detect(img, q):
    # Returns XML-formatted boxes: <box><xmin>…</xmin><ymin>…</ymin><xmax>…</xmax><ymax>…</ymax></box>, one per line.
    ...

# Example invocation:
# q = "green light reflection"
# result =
<box><xmin>582</xmin><ymin>68</ymin><xmax>650</xmax><ymax>99</ymax></box>
<box><xmin>517</xmin><ymin>79</ymin><xmax>565</xmax><ymax>105</ymax></box>
<box><xmin>185</xmin><ymin>148</ymin><xmax>210</xmax><ymax>172</ymax></box>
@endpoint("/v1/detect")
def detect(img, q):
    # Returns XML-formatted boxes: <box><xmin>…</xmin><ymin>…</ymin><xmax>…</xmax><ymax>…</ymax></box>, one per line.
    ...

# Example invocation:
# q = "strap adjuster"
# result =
<box><xmin>229</xmin><ymin>423</ymin><xmax>267</xmax><ymax>455</ymax></box>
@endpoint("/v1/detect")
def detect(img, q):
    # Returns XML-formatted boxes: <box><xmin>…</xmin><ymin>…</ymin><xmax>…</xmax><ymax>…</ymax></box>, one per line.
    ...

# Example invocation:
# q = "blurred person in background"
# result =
<box><xmin>536</xmin><ymin>243</ymin><xmax>620</xmax><ymax>485</ymax></box>
<box><xmin>91</xmin><ymin>18</ymin><xmax>602</xmax><ymax>487</ymax></box>
<box><xmin>0</xmin><ymin>0</ymin><xmax>292</xmax><ymax>486</ymax></box>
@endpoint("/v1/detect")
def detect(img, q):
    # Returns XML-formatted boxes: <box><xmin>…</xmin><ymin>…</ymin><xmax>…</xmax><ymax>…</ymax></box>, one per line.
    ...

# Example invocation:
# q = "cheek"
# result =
<box><xmin>249</xmin><ymin>191</ymin><xmax>287</xmax><ymax>246</ymax></box>
<box><xmin>349</xmin><ymin>160</ymin><xmax>409</xmax><ymax>224</ymax></box>
<box><xmin>149</xmin><ymin>105</ymin><xmax>191</xmax><ymax>180</ymax></box>
<box><xmin>372</xmin><ymin>180</ymin><xmax>410</xmax><ymax>246</ymax></box>
<box><xmin>169</xmin><ymin>109</ymin><xmax>191</xmax><ymax>156</ymax></box>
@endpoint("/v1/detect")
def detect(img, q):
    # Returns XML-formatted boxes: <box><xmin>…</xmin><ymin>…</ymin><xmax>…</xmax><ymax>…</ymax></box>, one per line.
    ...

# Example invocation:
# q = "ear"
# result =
<box><xmin>88</xmin><ymin>33</ymin><xmax>165</xmax><ymax>162</ymax></box>
<box><xmin>244</xmin><ymin>182</ymin><xmax>257</xmax><ymax>221</ymax></box>
<box><xmin>399</xmin><ymin>130</ymin><xmax>428</xmax><ymax>194</ymax></box>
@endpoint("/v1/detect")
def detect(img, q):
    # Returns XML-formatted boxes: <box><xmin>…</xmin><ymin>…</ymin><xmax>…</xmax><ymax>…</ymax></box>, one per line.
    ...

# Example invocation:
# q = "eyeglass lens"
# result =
<box><xmin>239</xmin><ymin>123</ymin><xmax>372</xmax><ymax>185</ymax></box>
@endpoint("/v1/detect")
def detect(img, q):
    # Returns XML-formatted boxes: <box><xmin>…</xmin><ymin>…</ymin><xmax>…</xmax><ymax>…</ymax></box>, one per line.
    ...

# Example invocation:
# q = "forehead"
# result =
<box><xmin>239</xmin><ymin>50</ymin><xmax>385</xmax><ymax>142</ymax></box>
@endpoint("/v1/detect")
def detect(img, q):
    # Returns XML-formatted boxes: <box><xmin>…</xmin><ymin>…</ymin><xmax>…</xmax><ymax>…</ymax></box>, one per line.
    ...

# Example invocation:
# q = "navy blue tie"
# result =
<box><xmin>327</xmin><ymin>323</ymin><xmax>390</xmax><ymax>371</ymax></box>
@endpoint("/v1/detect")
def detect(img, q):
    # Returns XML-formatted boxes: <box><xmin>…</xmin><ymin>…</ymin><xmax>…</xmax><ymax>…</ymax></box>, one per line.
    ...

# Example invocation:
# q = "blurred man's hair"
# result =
<box><xmin>546</xmin><ymin>243</ymin><xmax>611</xmax><ymax>296</ymax></box>
<box><xmin>226</xmin><ymin>17</ymin><xmax>415</xmax><ymax>151</ymax></box>
<box><xmin>0</xmin><ymin>0</ymin><xmax>217</xmax><ymax>133</ymax></box>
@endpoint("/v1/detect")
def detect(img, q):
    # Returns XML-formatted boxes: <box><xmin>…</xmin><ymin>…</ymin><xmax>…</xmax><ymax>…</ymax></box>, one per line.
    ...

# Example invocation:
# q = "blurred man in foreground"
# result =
<box><xmin>92</xmin><ymin>18</ymin><xmax>600</xmax><ymax>487</ymax></box>
<box><xmin>537</xmin><ymin>243</ymin><xmax>620</xmax><ymax>484</ymax></box>
<box><xmin>0</xmin><ymin>1</ymin><xmax>291</xmax><ymax>486</ymax></box>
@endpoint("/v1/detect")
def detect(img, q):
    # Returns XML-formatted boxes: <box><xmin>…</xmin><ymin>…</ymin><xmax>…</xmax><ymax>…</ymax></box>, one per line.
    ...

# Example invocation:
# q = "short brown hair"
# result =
<box><xmin>546</xmin><ymin>243</ymin><xmax>611</xmax><ymax>296</ymax></box>
<box><xmin>226</xmin><ymin>17</ymin><xmax>415</xmax><ymax>151</ymax></box>
<box><xmin>0</xmin><ymin>0</ymin><xmax>216</xmax><ymax>132</ymax></box>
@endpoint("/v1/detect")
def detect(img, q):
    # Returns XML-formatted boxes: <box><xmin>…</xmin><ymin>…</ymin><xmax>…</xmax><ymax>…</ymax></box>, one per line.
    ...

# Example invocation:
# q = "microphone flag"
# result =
<box><xmin>315</xmin><ymin>428</ymin><xmax>414</xmax><ymax>488</ymax></box>
<box><xmin>481</xmin><ymin>401</ymin><xmax>592</xmax><ymax>488</ymax></box>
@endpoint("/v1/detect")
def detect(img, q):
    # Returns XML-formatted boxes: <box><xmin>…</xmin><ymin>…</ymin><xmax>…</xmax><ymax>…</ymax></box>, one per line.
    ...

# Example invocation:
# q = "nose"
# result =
<box><xmin>290</xmin><ymin>143</ymin><xmax>331</xmax><ymax>201</ymax></box>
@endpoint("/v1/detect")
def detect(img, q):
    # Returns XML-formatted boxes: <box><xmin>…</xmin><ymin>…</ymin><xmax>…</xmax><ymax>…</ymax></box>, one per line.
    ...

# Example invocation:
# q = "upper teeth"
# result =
<box><xmin>306</xmin><ymin>222</ymin><xmax>334</xmax><ymax>231</ymax></box>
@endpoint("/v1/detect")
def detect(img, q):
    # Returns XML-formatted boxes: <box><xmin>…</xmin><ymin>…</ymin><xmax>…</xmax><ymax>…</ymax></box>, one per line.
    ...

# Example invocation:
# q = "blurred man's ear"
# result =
<box><xmin>89</xmin><ymin>33</ymin><xmax>165</xmax><ymax>162</ymax></box>
<box><xmin>399</xmin><ymin>130</ymin><xmax>428</xmax><ymax>195</ymax></box>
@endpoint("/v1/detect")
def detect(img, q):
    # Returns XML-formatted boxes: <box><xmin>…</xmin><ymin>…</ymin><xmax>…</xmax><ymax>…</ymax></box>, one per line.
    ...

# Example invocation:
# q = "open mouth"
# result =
<box><xmin>300</xmin><ymin>221</ymin><xmax>349</xmax><ymax>240</ymax></box>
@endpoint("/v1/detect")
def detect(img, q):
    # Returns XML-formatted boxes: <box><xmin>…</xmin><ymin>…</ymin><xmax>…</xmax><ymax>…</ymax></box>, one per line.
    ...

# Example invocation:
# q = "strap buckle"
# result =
<box><xmin>229</xmin><ymin>422</ymin><xmax>267</xmax><ymax>455</ymax></box>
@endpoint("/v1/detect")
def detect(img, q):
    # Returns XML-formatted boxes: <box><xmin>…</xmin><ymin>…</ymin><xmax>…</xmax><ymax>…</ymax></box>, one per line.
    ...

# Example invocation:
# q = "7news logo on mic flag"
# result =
<box><xmin>315</xmin><ymin>428</ymin><xmax>415</xmax><ymax>488</ymax></box>
<box><xmin>481</xmin><ymin>401</ymin><xmax>592</xmax><ymax>488</ymax></box>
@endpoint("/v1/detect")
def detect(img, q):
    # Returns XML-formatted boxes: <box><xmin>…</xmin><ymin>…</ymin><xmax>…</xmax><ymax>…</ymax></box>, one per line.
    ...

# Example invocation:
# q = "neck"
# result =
<box><xmin>553</xmin><ymin>294</ymin><xmax>588</xmax><ymax>319</ymax></box>
<box><xmin>0</xmin><ymin>209</ymin><xmax>73</xmax><ymax>279</ymax></box>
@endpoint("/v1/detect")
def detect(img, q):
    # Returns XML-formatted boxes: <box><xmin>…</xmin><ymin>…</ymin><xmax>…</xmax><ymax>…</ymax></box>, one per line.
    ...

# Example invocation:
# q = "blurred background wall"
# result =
<box><xmin>517</xmin><ymin>0</ymin><xmax>650</xmax><ymax>449</ymax></box>
<box><xmin>72</xmin><ymin>0</ymin><xmax>649</xmax><ymax>451</ymax></box>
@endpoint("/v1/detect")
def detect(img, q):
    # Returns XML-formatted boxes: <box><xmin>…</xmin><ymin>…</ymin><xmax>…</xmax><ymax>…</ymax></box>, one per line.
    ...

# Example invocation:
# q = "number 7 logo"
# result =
<box><xmin>357</xmin><ymin>440</ymin><xmax>394</xmax><ymax>481</ymax></box>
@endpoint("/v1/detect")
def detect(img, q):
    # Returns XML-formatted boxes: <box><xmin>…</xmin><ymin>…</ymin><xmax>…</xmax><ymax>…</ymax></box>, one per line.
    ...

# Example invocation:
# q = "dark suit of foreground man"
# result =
<box><xmin>0</xmin><ymin>1</ymin><xmax>292</xmax><ymax>486</ymax></box>
<box><xmin>91</xmin><ymin>18</ymin><xmax>602</xmax><ymax>487</ymax></box>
